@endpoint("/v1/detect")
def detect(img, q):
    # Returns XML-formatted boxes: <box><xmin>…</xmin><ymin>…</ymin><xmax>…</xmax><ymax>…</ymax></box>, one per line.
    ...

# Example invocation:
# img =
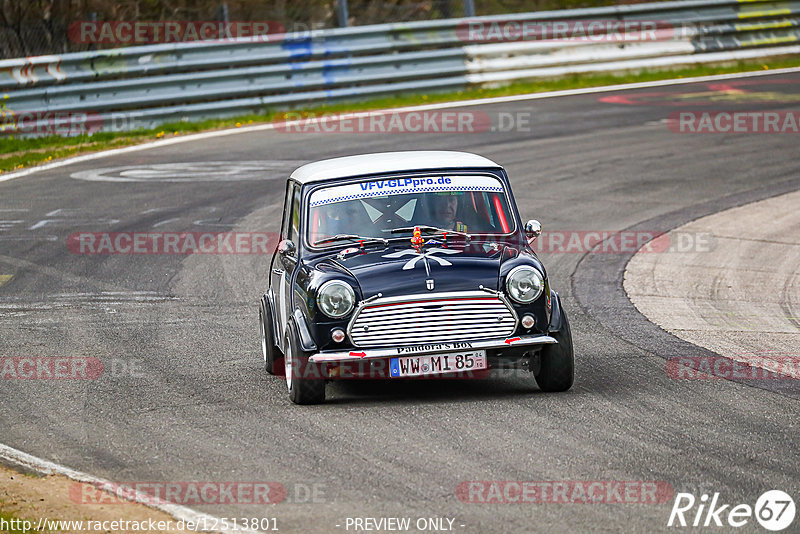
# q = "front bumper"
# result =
<box><xmin>308</xmin><ymin>334</ymin><xmax>557</xmax><ymax>363</ymax></box>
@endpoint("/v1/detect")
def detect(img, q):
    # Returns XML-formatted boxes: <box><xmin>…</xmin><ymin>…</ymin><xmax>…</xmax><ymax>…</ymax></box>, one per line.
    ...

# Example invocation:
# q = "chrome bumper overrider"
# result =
<box><xmin>308</xmin><ymin>335</ymin><xmax>558</xmax><ymax>363</ymax></box>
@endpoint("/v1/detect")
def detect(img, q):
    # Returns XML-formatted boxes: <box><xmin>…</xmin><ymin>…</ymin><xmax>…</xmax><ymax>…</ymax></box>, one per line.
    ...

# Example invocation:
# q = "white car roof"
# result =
<box><xmin>290</xmin><ymin>151</ymin><xmax>502</xmax><ymax>184</ymax></box>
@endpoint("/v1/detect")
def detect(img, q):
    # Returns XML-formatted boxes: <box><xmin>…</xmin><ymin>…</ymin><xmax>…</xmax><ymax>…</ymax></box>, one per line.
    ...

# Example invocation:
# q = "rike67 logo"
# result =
<box><xmin>668</xmin><ymin>490</ymin><xmax>795</xmax><ymax>531</ymax></box>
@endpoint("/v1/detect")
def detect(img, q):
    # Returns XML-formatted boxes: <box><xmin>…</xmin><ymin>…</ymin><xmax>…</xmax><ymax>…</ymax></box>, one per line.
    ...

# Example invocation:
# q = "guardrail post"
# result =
<box><xmin>463</xmin><ymin>0</ymin><xmax>475</xmax><ymax>17</ymax></box>
<box><xmin>336</xmin><ymin>0</ymin><xmax>349</xmax><ymax>28</ymax></box>
<box><xmin>87</xmin><ymin>12</ymin><xmax>97</xmax><ymax>51</ymax></box>
<box><xmin>436</xmin><ymin>0</ymin><xmax>452</xmax><ymax>18</ymax></box>
<box><xmin>217</xmin><ymin>3</ymin><xmax>231</xmax><ymax>38</ymax></box>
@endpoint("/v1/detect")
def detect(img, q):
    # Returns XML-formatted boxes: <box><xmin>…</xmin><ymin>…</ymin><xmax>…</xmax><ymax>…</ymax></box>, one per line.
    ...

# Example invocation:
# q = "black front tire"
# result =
<box><xmin>284</xmin><ymin>326</ymin><xmax>326</xmax><ymax>405</ymax></box>
<box><xmin>535</xmin><ymin>309</ymin><xmax>574</xmax><ymax>392</ymax></box>
<box><xmin>259</xmin><ymin>298</ymin><xmax>281</xmax><ymax>375</ymax></box>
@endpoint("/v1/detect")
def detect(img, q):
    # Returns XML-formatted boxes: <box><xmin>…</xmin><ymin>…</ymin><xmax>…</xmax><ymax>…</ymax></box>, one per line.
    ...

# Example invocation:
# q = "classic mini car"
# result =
<box><xmin>259</xmin><ymin>151</ymin><xmax>574</xmax><ymax>404</ymax></box>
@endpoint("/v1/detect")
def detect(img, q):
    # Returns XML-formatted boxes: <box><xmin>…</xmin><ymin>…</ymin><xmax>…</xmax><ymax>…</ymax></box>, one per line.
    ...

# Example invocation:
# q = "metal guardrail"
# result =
<box><xmin>1</xmin><ymin>0</ymin><xmax>798</xmax><ymax>135</ymax></box>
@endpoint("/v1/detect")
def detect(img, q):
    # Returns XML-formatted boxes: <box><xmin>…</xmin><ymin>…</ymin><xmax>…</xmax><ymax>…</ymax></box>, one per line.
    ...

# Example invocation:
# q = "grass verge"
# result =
<box><xmin>0</xmin><ymin>510</ymin><xmax>40</xmax><ymax>533</ymax></box>
<box><xmin>2</xmin><ymin>55</ymin><xmax>800</xmax><ymax>175</ymax></box>
<box><xmin>0</xmin><ymin>462</ymin><xmax>190</xmax><ymax>534</ymax></box>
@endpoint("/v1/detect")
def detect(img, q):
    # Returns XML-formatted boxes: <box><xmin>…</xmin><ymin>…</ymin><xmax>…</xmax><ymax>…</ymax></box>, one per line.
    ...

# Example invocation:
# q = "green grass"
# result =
<box><xmin>2</xmin><ymin>55</ymin><xmax>799</xmax><ymax>175</ymax></box>
<box><xmin>0</xmin><ymin>510</ymin><xmax>40</xmax><ymax>533</ymax></box>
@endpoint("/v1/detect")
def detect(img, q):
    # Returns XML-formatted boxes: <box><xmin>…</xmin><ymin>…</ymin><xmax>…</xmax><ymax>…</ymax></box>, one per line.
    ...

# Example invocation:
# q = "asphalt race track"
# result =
<box><xmin>1</xmin><ymin>71</ymin><xmax>799</xmax><ymax>533</ymax></box>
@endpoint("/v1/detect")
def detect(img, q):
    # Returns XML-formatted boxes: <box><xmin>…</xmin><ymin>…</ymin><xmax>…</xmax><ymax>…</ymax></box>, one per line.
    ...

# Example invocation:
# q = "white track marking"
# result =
<box><xmin>46</xmin><ymin>209</ymin><xmax>81</xmax><ymax>216</ymax></box>
<box><xmin>29</xmin><ymin>219</ymin><xmax>57</xmax><ymax>230</ymax></box>
<box><xmin>153</xmin><ymin>217</ymin><xmax>180</xmax><ymax>227</ymax></box>
<box><xmin>0</xmin><ymin>67</ymin><xmax>799</xmax><ymax>185</ymax></box>
<box><xmin>71</xmin><ymin>161</ymin><xmax>296</xmax><ymax>183</ymax></box>
<box><xmin>0</xmin><ymin>443</ymin><xmax>262</xmax><ymax>534</ymax></box>
<box><xmin>141</xmin><ymin>207</ymin><xmax>172</xmax><ymax>214</ymax></box>
<box><xmin>0</xmin><ymin>235</ymin><xmax>59</xmax><ymax>241</ymax></box>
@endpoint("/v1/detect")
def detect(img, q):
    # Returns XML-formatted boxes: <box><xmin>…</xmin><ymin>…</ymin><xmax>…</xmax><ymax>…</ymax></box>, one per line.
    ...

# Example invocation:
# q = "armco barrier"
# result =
<box><xmin>1</xmin><ymin>0</ymin><xmax>798</xmax><ymax>135</ymax></box>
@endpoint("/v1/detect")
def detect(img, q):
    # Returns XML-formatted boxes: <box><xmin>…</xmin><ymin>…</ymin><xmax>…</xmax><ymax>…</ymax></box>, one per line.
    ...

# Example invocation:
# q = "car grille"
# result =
<box><xmin>348</xmin><ymin>291</ymin><xmax>517</xmax><ymax>347</ymax></box>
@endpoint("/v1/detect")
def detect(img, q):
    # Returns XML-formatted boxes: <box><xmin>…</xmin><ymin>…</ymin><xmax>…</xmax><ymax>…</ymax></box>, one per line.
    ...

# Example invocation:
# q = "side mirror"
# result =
<box><xmin>525</xmin><ymin>220</ymin><xmax>542</xmax><ymax>242</ymax></box>
<box><xmin>277</xmin><ymin>239</ymin><xmax>296</xmax><ymax>257</ymax></box>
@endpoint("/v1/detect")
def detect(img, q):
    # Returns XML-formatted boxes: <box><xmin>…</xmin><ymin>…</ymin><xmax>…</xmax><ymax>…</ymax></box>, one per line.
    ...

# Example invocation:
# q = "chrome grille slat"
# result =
<box><xmin>354</xmin><ymin>331</ymin><xmax>512</xmax><ymax>344</ymax></box>
<box><xmin>357</xmin><ymin>322</ymin><xmax>514</xmax><ymax>335</ymax></box>
<box><xmin>359</xmin><ymin>310</ymin><xmax>510</xmax><ymax>320</ymax></box>
<box><xmin>363</xmin><ymin>300</ymin><xmax>501</xmax><ymax>308</ymax></box>
<box><xmin>349</xmin><ymin>291</ymin><xmax>517</xmax><ymax>347</ymax></box>
<box><xmin>355</xmin><ymin>329</ymin><xmax>513</xmax><ymax>342</ymax></box>
<box><xmin>358</xmin><ymin>307</ymin><xmax>509</xmax><ymax>320</ymax></box>
<box><xmin>358</xmin><ymin>319</ymin><xmax>512</xmax><ymax>334</ymax></box>
<box><xmin>361</xmin><ymin>301</ymin><xmax>508</xmax><ymax>310</ymax></box>
<box><xmin>362</xmin><ymin>299</ymin><xmax>502</xmax><ymax>309</ymax></box>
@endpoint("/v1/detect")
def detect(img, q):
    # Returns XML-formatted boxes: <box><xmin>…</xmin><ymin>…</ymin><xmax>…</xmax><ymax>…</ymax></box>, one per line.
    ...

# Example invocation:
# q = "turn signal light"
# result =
<box><xmin>521</xmin><ymin>315</ymin><xmax>535</xmax><ymax>329</ymax></box>
<box><xmin>331</xmin><ymin>328</ymin><xmax>346</xmax><ymax>343</ymax></box>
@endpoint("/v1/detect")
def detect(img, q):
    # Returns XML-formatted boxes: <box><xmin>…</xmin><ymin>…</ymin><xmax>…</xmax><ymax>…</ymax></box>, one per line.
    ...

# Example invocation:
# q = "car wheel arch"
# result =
<box><xmin>264</xmin><ymin>290</ymin><xmax>281</xmax><ymax>350</ymax></box>
<box><xmin>548</xmin><ymin>290</ymin><xmax>565</xmax><ymax>333</ymax></box>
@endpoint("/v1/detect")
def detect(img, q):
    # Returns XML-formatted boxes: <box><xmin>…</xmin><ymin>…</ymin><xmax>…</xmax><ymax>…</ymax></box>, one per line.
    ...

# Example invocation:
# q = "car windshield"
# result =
<box><xmin>307</xmin><ymin>175</ymin><xmax>514</xmax><ymax>246</ymax></box>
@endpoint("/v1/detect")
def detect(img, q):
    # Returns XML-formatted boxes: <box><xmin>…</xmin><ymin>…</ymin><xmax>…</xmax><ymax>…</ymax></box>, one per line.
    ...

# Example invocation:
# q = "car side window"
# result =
<box><xmin>287</xmin><ymin>183</ymin><xmax>301</xmax><ymax>249</ymax></box>
<box><xmin>280</xmin><ymin>182</ymin><xmax>293</xmax><ymax>241</ymax></box>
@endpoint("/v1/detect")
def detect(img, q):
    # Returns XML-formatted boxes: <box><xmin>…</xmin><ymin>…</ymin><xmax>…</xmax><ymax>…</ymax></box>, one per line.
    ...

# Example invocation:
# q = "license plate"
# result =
<box><xmin>389</xmin><ymin>350</ymin><xmax>487</xmax><ymax>378</ymax></box>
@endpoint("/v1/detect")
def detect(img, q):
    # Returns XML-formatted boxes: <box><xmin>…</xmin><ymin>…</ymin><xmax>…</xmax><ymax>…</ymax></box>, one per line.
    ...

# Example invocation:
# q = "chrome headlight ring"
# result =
<box><xmin>316</xmin><ymin>280</ymin><xmax>356</xmax><ymax>318</ymax></box>
<box><xmin>506</xmin><ymin>265</ymin><xmax>544</xmax><ymax>304</ymax></box>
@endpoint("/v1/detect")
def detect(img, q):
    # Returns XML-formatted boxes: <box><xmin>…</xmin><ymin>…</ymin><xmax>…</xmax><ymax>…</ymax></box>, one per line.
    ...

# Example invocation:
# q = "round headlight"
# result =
<box><xmin>506</xmin><ymin>266</ymin><xmax>544</xmax><ymax>304</ymax></box>
<box><xmin>316</xmin><ymin>280</ymin><xmax>355</xmax><ymax>318</ymax></box>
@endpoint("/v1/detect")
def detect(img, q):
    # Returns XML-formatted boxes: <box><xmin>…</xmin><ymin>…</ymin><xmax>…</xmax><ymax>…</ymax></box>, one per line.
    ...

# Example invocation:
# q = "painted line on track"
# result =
<box><xmin>1</xmin><ymin>66</ymin><xmax>799</xmax><ymax>185</ymax></box>
<box><xmin>0</xmin><ymin>443</ymin><xmax>262</xmax><ymax>534</ymax></box>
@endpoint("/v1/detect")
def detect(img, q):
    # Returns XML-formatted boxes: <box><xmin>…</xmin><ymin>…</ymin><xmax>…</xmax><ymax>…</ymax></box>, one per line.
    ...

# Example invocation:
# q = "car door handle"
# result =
<box><xmin>273</xmin><ymin>269</ymin><xmax>284</xmax><ymax>275</ymax></box>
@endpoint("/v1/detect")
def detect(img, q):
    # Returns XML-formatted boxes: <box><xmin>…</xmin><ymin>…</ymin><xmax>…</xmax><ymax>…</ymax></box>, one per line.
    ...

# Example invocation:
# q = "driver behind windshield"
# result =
<box><xmin>427</xmin><ymin>192</ymin><xmax>468</xmax><ymax>233</ymax></box>
<box><xmin>320</xmin><ymin>200</ymin><xmax>370</xmax><ymax>237</ymax></box>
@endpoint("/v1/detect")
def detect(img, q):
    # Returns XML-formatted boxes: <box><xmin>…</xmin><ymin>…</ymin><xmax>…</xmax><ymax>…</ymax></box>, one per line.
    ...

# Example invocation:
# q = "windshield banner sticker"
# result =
<box><xmin>310</xmin><ymin>175</ymin><xmax>504</xmax><ymax>207</ymax></box>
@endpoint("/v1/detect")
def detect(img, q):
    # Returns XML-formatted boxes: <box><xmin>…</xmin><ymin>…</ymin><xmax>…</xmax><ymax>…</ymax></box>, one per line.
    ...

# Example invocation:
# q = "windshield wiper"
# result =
<box><xmin>390</xmin><ymin>226</ymin><xmax>471</xmax><ymax>240</ymax></box>
<box><xmin>313</xmin><ymin>234</ymin><xmax>388</xmax><ymax>247</ymax></box>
